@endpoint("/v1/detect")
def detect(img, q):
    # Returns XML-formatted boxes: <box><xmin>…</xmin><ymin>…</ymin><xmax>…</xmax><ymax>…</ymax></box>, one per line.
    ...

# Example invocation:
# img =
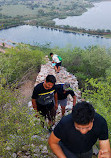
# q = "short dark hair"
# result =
<box><xmin>72</xmin><ymin>101</ymin><xmax>95</xmax><ymax>125</ymax></box>
<box><xmin>50</xmin><ymin>53</ymin><xmax>53</xmax><ymax>56</ymax></box>
<box><xmin>46</xmin><ymin>75</ymin><xmax>56</xmax><ymax>84</ymax></box>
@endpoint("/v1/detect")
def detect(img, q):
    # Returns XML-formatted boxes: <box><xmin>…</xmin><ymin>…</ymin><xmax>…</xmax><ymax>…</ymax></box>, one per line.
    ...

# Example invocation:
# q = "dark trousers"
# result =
<box><xmin>56</xmin><ymin>61</ymin><xmax>62</xmax><ymax>68</ymax></box>
<box><xmin>37</xmin><ymin>104</ymin><xmax>56</xmax><ymax>121</ymax></box>
<box><xmin>59</xmin><ymin>141</ymin><xmax>93</xmax><ymax>158</ymax></box>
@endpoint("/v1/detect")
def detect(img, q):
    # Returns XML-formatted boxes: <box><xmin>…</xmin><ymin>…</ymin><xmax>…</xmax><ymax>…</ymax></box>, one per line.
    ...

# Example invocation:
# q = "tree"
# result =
<box><xmin>38</xmin><ymin>9</ymin><xmax>45</xmax><ymax>16</ymax></box>
<box><xmin>82</xmin><ymin>77</ymin><xmax>111</xmax><ymax>142</ymax></box>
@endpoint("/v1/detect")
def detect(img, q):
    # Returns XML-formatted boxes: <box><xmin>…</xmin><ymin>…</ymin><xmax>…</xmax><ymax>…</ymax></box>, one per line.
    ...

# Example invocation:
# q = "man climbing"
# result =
<box><xmin>50</xmin><ymin>53</ymin><xmax>62</xmax><ymax>73</ymax></box>
<box><xmin>32</xmin><ymin>75</ymin><xmax>58</xmax><ymax>131</ymax></box>
<box><xmin>48</xmin><ymin>101</ymin><xmax>111</xmax><ymax>158</ymax></box>
<box><xmin>55</xmin><ymin>82</ymin><xmax>76</xmax><ymax>117</ymax></box>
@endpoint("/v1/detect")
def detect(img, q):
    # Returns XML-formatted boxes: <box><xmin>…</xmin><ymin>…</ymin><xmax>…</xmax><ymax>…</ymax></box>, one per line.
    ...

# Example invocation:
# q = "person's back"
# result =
<box><xmin>53</xmin><ymin>54</ymin><xmax>61</xmax><ymax>63</ymax></box>
<box><xmin>55</xmin><ymin>83</ymin><xmax>76</xmax><ymax>116</ymax></box>
<box><xmin>50</xmin><ymin>53</ymin><xmax>62</xmax><ymax>73</ymax></box>
<box><xmin>55</xmin><ymin>83</ymin><xmax>75</xmax><ymax>100</ymax></box>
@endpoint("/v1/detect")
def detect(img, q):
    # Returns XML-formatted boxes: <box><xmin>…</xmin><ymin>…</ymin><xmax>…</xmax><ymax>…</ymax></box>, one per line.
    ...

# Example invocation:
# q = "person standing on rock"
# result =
<box><xmin>32</xmin><ymin>75</ymin><xmax>58</xmax><ymax>130</ymax></box>
<box><xmin>55</xmin><ymin>82</ymin><xmax>76</xmax><ymax>117</ymax></box>
<box><xmin>50</xmin><ymin>53</ymin><xmax>62</xmax><ymax>73</ymax></box>
<box><xmin>48</xmin><ymin>101</ymin><xmax>111</xmax><ymax>158</ymax></box>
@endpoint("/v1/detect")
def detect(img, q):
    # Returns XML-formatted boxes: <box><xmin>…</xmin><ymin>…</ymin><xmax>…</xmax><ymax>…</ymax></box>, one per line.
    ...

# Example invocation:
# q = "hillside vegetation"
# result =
<box><xmin>0</xmin><ymin>44</ymin><xmax>111</xmax><ymax>157</ymax></box>
<box><xmin>0</xmin><ymin>44</ymin><xmax>51</xmax><ymax>157</ymax></box>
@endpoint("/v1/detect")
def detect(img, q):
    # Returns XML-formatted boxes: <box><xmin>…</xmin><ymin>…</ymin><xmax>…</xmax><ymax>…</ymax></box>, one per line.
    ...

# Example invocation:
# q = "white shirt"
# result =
<box><xmin>52</xmin><ymin>54</ymin><xmax>60</xmax><ymax>63</ymax></box>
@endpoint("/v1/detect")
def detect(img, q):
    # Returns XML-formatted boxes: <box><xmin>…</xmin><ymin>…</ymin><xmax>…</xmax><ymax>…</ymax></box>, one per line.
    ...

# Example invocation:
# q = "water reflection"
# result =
<box><xmin>0</xmin><ymin>25</ymin><xmax>111</xmax><ymax>49</ymax></box>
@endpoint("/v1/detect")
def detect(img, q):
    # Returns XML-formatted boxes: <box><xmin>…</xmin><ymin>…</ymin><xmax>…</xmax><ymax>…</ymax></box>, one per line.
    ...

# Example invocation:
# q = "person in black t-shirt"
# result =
<box><xmin>48</xmin><ymin>101</ymin><xmax>111</xmax><ymax>158</ymax></box>
<box><xmin>55</xmin><ymin>83</ymin><xmax>76</xmax><ymax>117</ymax></box>
<box><xmin>32</xmin><ymin>75</ymin><xmax>58</xmax><ymax>127</ymax></box>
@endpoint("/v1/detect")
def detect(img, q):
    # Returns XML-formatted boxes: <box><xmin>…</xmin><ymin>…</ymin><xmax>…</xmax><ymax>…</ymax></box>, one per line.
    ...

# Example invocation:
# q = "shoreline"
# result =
<box><xmin>0</xmin><ymin>24</ymin><xmax>111</xmax><ymax>39</ymax></box>
<box><xmin>39</xmin><ymin>25</ymin><xmax>111</xmax><ymax>39</ymax></box>
<box><xmin>0</xmin><ymin>1</ymin><xmax>111</xmax><ymax>39</ymax></box>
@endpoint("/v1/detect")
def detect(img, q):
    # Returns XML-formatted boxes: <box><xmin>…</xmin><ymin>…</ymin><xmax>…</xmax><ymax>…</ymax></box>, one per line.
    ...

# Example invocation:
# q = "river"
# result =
<box><xmin>0</xmin><ymin>25</ymin><xmax>111</xmax><ymax>49</ymax></box>
<box><xmin>0</xmin><ymin>1</ymin><xmax>111</xmax><ymax>49</ymax></box>
<box><xmin>54</xmin><ymin>1</ymin><xmax>111</xmax><ymax>30</ymax></box>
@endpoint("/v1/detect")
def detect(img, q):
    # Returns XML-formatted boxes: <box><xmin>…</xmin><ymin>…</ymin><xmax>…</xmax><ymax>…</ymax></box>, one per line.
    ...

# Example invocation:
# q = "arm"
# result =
<box><xmin>73</xmin><ymin>95</ymin><xmax>76</xmax><ymax>106</ymax></box>
<box><xmin>54</xmin><ymin>92</ymin><xmax>58</xmax><ymax>110</ymax></box>
<box><xmin>52</xmin><ymin>60</ymin><xmax>56</xmax><ymax>63</ymax></box>
<box><xmin>32</xmin><ymin>99</ymin><xmax>37</xmax><ymax>111</ymax></box>
<box><xmin>98</xmin><ymin>139</ymin><xmax>111</xmax><ymax>158</ymax></box>
<box><xmin>48</xmin><ymin>132</ymin><xmax>66</xmax><ymax>158</ymax></box>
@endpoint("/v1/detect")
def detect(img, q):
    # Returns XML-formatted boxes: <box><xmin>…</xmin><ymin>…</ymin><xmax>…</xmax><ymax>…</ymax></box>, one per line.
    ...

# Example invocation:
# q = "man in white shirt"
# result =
<box><xmin>50</xmin><ymin>53</ymin><xmax>62</xmax><ymax>73</ymax></box>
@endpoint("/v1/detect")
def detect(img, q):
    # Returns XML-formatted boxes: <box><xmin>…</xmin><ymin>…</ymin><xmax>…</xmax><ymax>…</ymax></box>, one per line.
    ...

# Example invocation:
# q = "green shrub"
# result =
<box><xmin>82</xmin><ymin>77</ymin><xmax>111</xmax><ymax>143</ymax></box>
<box><xmin>0</xmin><ymin>78</ymin><xmax>49</xmax><ymax>157</ymax></box>
<box><xmin>53</xmin><ymin>46</ymin><xmax>111</xmax><ymax>88</ymax></box>
<box><xmin>0</xmin><ymin>44</ymin><xmax>44</xmax><ymax>84</ymax></box>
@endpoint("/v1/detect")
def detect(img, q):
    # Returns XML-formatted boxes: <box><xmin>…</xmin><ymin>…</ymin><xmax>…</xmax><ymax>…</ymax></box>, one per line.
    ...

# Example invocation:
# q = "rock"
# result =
<box><xmin>12</xmin><ymin>153</ymin><xmax>17</xmax><ymax>158</ymax></box>
<box><xmin>25</xmin><ymin>152</ymin><xmax>30</xmax><ymax>156</ymax></box>
<box><xmin>6</xmin><ymin>146</ymin><xmax>11</xmax><ymax>150</ymax></box>
<box><xmin>28</xmin><ymin>101</ymin><xmax>33</xmax><ymax>109</ymax></box>
<box><xmin>33</xmin><ymin>147</ymin><xmax>40</xmax><ymax>153</ymax></box>
<box><xmin>17</xmin><ymin>151</ymin><xmax>23</xmax><ymax>157</ymax></box>
<box><xmin>93</xmin><ymin>145</ymin><xmax>99</xmax><ymax>155</ymax></box>
<box><xmin>30</xmin><ymin>144</ymin><xmax>36</xmax><ymax>149</ymax></box>
<box><xmin>31</xmin><ymin>135</ymin><xmax>44</xmax><ymax>141</ymax></box>
<box><xmin>33</xmin><ymin>154</ymin><xmax>40</xmax><ymax>157</ymax></box>
<box><xmin>41</xmin><ymin>146</ymin><xmax>48</xmax><ymax>154</ymax></box>
<box><xmin>22</xmin><ymin>145</ymin><xmax>30</xmax><ymax>151</ymax></box>
<box><xmin>26</xmin><ymin>156</ymin><xmax>32</xmax><ymax>158</ymax></box>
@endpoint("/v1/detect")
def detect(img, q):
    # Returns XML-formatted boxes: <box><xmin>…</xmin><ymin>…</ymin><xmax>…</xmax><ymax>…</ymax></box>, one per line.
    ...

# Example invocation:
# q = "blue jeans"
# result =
<box><xmin>59</xmin><ymin>141</ymin><xmax>93</xmax><ymax>158</ymax></box>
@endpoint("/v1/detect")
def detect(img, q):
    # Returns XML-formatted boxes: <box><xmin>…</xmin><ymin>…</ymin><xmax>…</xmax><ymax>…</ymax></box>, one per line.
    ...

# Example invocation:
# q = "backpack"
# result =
<box><xmin>58</xmin><ymin>55</ymin><xmax>62</xmax><ymax>61</ymax></box>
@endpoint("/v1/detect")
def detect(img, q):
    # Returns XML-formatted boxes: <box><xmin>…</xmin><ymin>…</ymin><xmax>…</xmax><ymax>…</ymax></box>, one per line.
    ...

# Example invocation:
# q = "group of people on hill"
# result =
<box><xmin>31</xmin><ymin>54</ymin><xmax>111</xmax><ymax>158</ymax></box>
<box><xmin>32</xmin><ymin>74</ymin><xmax>76</xmax><ymax>128</ymax></box>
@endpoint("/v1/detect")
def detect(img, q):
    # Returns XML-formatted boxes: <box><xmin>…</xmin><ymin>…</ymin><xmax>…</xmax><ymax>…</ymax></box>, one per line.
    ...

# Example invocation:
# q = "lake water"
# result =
<box><xmin>0</xmin><ymin>1</ymin><xmax>111</xmax><ymax>49</ymax></box>
<box><xmin>0</xmin><ymin>25</ymin><xmax>111</xmax><ymax>49</ymax></box>
<box><xmin>54</xmin><ymin>1</ymin><xmax>111</xmax><ymax>30</ymax></box>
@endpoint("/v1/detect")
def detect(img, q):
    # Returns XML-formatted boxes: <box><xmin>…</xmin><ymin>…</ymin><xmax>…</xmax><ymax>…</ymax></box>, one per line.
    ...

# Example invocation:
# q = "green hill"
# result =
<box><xmin>0</xmin><ymin>44</ymin><xmax>111</xmax><ymax>157</ymax></box>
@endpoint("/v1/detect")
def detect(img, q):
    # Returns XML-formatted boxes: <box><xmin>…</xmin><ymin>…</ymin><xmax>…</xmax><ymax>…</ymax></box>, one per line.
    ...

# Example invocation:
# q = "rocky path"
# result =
<box><xmin>32</xmin><ymin>55</ymin><xmax>81</xmax><ymax>111</ymax></box>
<box><xmin>19</xmin><ymin>56</ymin><xmax>97</xmax><ymax>158</ymax></box>
<box><xmin>30</xmin><ymin>56</ymin><xmax>98</xmax><ymax>157</ymax></box>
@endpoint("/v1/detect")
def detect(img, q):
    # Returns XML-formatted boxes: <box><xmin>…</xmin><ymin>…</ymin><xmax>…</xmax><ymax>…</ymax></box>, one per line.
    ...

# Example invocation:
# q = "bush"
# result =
<box><xmin>82</xmin><ymin>77</ymin><xmax>111</xmax><ymax>143</ymax></box>
<box><xmin>53</xmin><ymin>46</ymin><xmax>111</xmax><ymax>88</ymax></box>
<box><xmin>0</xmin><ymin>77</ymin><xmax>49</xmax><ymax>157</ymax></box>
<box><xmin>82</xmin><ymin>46</ymin><xmax>111</xmax><ymax>78</ymax></box>
<box><xmin>0</xmin><ymin>45</ymin><xmax>53</xmax><ymax>157</ymax></box>
<box><xmin>0</xmin><ymin>44</ymin><xmax>44</xmax><ymax>85</ymax></box>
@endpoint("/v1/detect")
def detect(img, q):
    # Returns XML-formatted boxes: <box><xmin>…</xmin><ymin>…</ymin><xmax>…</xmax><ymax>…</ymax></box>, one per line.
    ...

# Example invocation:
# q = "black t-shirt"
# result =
<box><xmin>55</xmin><ymin>84</ymin><xmax>75</xmax><ymax>100</ymax></box>
<box><xmin>54</xmin><ymin>113</ymin><xmax>108</xmax><ymax>154</ymax></box>
<box><xmin>32</xmin><ymin>82</ymin><xmax>56</xmax><ymax>107</ymax></box>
